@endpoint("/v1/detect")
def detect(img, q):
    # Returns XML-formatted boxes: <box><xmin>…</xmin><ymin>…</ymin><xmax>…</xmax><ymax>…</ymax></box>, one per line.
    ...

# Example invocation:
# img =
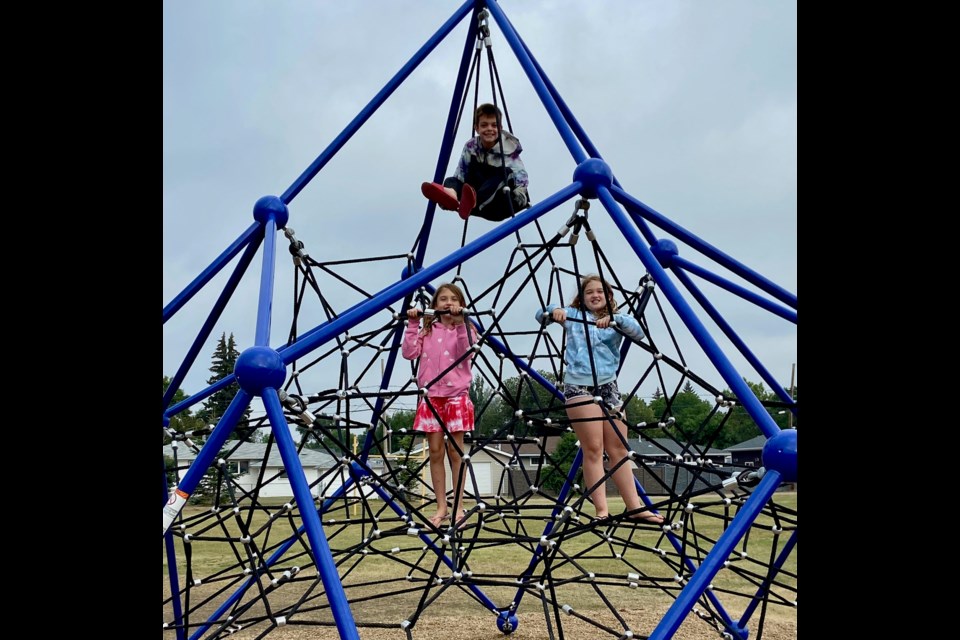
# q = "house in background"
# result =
<box><xmin>404</xmin><ymin>435</ymin><xmax>515</xmax><ymax>499</ymax></box>
<box><xmin>724</xmin><ymin>435</ymin><xmax>766</xmax><ymax>468</ymax></box>
<box><xmin>627</xmin><ymin>438</ymin><xmax>731</xmax><ymax>466</ymax></box>
<box><xmin>163</xmin><ymin>442</ymin><xmax>339</xmax><ymax>499</ymax></box>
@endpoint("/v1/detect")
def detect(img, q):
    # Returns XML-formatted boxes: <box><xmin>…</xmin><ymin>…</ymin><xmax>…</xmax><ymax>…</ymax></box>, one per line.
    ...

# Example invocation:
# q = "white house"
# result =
<box><xmin>163</xmin><ymin>442</ymin><xmax>339</xmax><ymax>499</ymax></box>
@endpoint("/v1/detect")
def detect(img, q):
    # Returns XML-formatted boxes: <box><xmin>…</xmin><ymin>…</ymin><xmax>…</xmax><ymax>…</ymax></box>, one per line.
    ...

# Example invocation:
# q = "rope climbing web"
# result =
<box><xmin>163</xmin><ymin>3</ymin><xmax>796</xmax><ymax>639</ymax></box>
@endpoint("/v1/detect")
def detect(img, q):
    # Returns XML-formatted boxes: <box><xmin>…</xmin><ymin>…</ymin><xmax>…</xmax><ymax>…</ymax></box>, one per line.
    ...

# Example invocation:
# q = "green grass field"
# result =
<box><xmin>164</xmin><ymin>491</ymin><xmax>796</xmax><ymax>638</ymax></box>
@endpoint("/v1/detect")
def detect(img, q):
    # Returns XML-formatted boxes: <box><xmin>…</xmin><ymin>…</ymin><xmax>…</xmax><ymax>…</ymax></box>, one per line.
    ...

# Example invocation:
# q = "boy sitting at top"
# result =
<box><xmin>422</xmin><ymin>103</ymin><xmax>530</xmax><ymax>222</ymax></box>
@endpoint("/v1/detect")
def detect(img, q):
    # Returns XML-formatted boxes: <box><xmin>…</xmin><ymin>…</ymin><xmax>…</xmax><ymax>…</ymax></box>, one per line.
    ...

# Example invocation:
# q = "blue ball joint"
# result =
<box><xmin>762</xmin><ymin>428</ymin><xmax>797</xmax><ymax>483</ymax></box>
<box><xmin>496</xmin><ymin>611</ymin><xmax>519</xmax><ymax>634</ymax></box>
<box><xmin>235</xmin><ymin>346</ymin><xmax>287</xmax><ymax>396</ymax></box>
<box><xmin>651</xmin><ymin>238</ymin><xmax>679</xmax><ymax>268</ymax></box>
<box><xmin>572</xmin><ymin>158</ymin><xmax>613</xmax><ymax>199</ymax></box>
<box><xmin>253</xmin><ymin>195</ymin><xmax>290</xmax><ymax>229</ymax></box>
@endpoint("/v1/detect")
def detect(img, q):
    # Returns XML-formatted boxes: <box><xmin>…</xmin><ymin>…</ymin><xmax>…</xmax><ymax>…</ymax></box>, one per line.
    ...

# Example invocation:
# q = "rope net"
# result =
<box><xmin>163</xmin><ymin>204</ymin><xmax>797</xmax><ymax>639</ymax></box>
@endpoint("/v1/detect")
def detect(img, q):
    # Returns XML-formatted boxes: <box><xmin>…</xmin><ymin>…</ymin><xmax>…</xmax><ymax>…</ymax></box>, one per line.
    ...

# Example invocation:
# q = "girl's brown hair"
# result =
<box><xmin>569</xmin><ymin>275</ymin><xmax>618</xmax><ymax>319</ymax></box>
<box><xmin>423</xmin><ymin>283</ymin><xmax>467</xmax><ymax>334</ymax></box>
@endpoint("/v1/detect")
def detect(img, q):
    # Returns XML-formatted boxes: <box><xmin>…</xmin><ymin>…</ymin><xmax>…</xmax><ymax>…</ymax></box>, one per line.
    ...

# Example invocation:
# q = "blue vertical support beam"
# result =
<box><xmin>262</xmin><ymin>389</ymin><xmax>359</xmax><ymax>640</ymax></box>
<box><xmin>252</xmin><ymin>197</ymin><xmax>286</xmax><ymax>346</ymax></box>
<box><xmin>162</xmin><ymin>454</ymin><xmax>186</xmax><ymax>640</ymax></box>
<box><xmin>412</xmin><ymin>2</ymin><xmax>479</xmax><ymax>309</ymax></box>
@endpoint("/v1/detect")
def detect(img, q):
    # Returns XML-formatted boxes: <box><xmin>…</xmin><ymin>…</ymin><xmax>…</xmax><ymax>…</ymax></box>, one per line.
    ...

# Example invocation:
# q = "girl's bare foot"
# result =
<box><xmin>429</xmin><ymin>513</ymin><xmax>450</xmax><ymax>527</ymax></box>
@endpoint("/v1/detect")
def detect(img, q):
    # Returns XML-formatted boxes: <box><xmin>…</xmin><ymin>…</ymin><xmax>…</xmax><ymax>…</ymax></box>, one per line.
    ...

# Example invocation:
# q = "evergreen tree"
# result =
<box><xmin>197</xmin><ymin>332</ymin><xmax>253</xmax><ymax>440</ymax></box>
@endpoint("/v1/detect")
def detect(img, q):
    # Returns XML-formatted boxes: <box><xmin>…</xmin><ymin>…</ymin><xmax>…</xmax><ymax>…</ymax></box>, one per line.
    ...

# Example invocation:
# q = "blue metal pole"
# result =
<box><xmin>280</xmin><ymin>0</ymin><xmax>474</xmax><ymax>205</ymax></box>
<box><xmin>162</xmin><ymin>457</ymin><xmax>186</xmax><ymax>640</ymax></box>
<box><xmin>165</xmin><ymin>373</ymin><xmax>236</xmax><ymax>419</ymax></box>
<box><xmin>411</xmin><ymin>4</ymin><xmax>478</xmax><ymax>331</ymax></box>
<box><xmin>485</xmin><ymin>0</ymin><xmax>587</xmax><ymax>164</ymax></box>
<box><xmin>738</xmin><ymin>528</ymin><xmax>797</xmax><ymax>627</ymax></box>
<box><xmin>163</xmin><ymin>222</ymin><xmax>260</xmax><ymax>323</ymax></box>
<box><xmin>671</xmin><ymin>267</ymin><xmax>796</xmax><ymax>407</ymax></box>
<box><xmin>277</xmin><ymin>183</ymin><xmax>580</xmax><ymax>365</ymax></box>
<box><xmin>360</xmin><ymin>467</ymin><xmax>503</xmax><ymax>611</ymax></box>
<box><xmin>612</xmin><ymin>186</ymin><xmax>797</xmax><ymax>310</ymax></box>
<box><xmin>254</xmin><ymin>220</ymin><xmax>278</xmax><ymax>346</ymax></box>
<box><xmin>598</xmin><ymin>188</ymin><xmax>782</xmax><ymax>439</ymax></box>
<box><xmin>672</xmin><ymin>255</ymin><xmax>797</xmax><ymax>323</ymax></box>
<box><xmin>162</xmin><ymin>236</ymin><xmax>264</xmax><ymax>414</ymax></box>
<box><xmin>262</xmin><ymin>389</ymin><xmax>359</xmax><ymax>640</ymax></box>
<box><xmin>162</xmin><ymin>391</ymin><xmax>254</xmax><ymax>536</ymax></box>
<box><xmin>649</xmin><ymin>471</ymin><xmax>783</xmax><ymax>640</ymax></box>
<box><xmin>510</xmin><ymin>447</ymin><xmax>584</xmax><ymax>609</ymax></box>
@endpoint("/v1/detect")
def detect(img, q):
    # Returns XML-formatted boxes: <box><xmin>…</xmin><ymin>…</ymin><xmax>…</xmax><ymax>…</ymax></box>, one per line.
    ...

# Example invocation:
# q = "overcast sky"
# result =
<box><xmin>163</xmin><ymin>1</ymin><xmax>797</xmax><ymax>418</ymax></box>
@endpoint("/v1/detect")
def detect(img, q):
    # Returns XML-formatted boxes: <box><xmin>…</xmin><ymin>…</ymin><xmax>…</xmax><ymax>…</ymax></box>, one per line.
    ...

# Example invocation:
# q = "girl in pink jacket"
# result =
<box><xmin>402</xmin><ymin>283</ymin><xmax>475</xmax><ymax>528</ymax></box>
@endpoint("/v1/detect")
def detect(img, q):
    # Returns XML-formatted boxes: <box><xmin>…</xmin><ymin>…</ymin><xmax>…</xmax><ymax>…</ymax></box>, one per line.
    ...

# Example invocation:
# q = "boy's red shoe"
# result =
<box><xmin>458</xmin><ymin>184</ymin><xmax>476</xmax><ymax>220</ymax></box>
<box><xmin>421</xmin><ymin>182</ymin><xmax>459</xmax><ymax>211</ymax></box>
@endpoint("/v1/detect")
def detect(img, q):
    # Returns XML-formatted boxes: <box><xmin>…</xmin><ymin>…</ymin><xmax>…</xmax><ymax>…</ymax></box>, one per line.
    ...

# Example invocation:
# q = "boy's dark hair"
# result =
<box><xmin>474</xmin><ymin>103</ymin><xmax>502</xmax><ymax>127</ymax></box>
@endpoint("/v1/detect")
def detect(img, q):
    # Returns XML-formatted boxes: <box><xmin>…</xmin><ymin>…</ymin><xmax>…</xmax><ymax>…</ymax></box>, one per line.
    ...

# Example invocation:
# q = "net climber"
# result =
<box><xmin>163</xmin><ymin>4</ymin><xmax>797</xmax><ymax>639</ymax></box>
<box><xmin>163</xmin><ymin>194</ymin><xmax>795</xmax><ymax>639</ymax></box>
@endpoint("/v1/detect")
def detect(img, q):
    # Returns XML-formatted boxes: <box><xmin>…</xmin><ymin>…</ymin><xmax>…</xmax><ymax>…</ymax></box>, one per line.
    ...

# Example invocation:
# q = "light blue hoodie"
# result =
<box><xmin>535</xmin><ymin>305</ymin><xmax>646</xmax><ymax>386</ymax></box>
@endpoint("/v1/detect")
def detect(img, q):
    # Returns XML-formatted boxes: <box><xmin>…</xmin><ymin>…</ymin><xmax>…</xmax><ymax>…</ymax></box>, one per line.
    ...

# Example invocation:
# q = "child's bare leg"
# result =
<box><xmin>426</xmin><ymin>431</ymin><xmax>449</xmax><ymax>525</ymax></box>
<box><xmin>567</xmin><ymin>400</ymin><xmax>609</xmax><ymax>518</ymax></box>
<box><xmin>443</xmin><ymin>186</ymin><xmax>458</xmax><ymax>201</ymax></box>
<box><xmin>447</xmin><ymin>431</ymin><xmax>466</xmax><ymax>520</ymax></box>
<box><xmin>604</xmin><ymin>418</ymin><xmax>664</xmax><ymax>524</ymax></box>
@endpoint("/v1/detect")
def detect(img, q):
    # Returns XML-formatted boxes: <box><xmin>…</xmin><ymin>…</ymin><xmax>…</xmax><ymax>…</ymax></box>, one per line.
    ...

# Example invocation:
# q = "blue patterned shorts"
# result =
<box><xmin>563</xmin><ymin>381</ymin><xmax>622</xmax><ymax>409</ymax></box>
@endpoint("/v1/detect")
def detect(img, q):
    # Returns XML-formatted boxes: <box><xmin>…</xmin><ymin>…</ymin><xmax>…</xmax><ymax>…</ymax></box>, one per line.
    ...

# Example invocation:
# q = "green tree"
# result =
<box><xmin>621</xmin><ymin>393</ymin><xmax>656</xmax><ymax>435</ymax></box>
<box><xmin>197</xmin><ymin>333</ymin><xmax>253</xmax><ymax>440</ymax></box>
<box><xmin>476</xmin><ymin>371</ymin><xmax>567</xmax><ymax>438</ymax></box>
<box><xmin>162</xmin><ymin>376</ymin><xmax>205</xmax><ymax>443</ymax></box>
<box><xmin>540</xmin><ymin>431</ymin><xmax>580</xmax><ymax>495</ymax></box>
<box><xmin>715</xmin><ymin>379</ymin><xmax>797</xmax><ymax>448</ymax></box>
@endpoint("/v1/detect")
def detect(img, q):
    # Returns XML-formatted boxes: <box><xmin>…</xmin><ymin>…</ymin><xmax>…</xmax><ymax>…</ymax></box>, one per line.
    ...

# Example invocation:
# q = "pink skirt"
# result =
<box><xmin>414</xmin><ymin>395</ymin><xmax>475</xmax><ymax>434</ymax></box>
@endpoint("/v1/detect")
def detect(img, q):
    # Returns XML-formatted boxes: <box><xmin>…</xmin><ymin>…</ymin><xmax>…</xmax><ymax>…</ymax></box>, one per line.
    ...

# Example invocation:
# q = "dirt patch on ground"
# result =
<box><xmin>213</xmin><ymin>611</ymin><xmax>797</xmax><ymax>639</ymax></box>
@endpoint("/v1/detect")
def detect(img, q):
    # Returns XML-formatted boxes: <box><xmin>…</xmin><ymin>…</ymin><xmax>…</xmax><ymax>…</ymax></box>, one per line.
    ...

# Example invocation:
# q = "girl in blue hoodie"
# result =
<box><xmin>536</xmin><ymin>275</ymin><xmax>664</xmax><ymax>525</ymax></box>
